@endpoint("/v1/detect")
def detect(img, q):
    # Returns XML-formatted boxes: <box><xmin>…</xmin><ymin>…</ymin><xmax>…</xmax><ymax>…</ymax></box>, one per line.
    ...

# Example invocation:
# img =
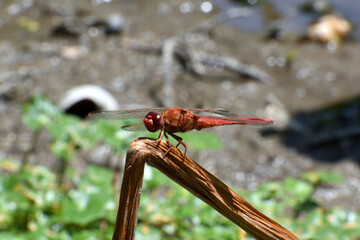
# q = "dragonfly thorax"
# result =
<box><xmin>143</xmin><ymin>112</ymin><xmax>163</xmax><ymax>132</ymax></box>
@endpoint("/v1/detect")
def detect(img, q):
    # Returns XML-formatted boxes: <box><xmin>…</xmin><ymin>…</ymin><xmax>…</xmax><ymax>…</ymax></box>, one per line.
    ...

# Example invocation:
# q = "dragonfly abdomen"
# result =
<box><xmin>195</xmin><ymin>116</ymin><xmax>242</xmax><ymax>130</ymax></box>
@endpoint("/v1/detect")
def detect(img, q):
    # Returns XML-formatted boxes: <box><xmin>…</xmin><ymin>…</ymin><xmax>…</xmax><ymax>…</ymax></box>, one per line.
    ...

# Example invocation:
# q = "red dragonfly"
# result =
<box><xmin>88</xmin><ymin>107</ymin><xmax>274</xmax><ymax>155</ymax></box>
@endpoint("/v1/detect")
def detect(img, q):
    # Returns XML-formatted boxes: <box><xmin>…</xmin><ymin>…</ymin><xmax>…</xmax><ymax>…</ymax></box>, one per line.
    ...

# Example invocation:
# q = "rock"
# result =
<box><xmin>59</xmin><ymin>85</ymin><xmax>119</xmax><ymax>118</ymax></box>
<box><xmin>60</xmin><ymin>45</ymin><xmax>89</xmax><ymax>59</ymax></box>
<box><xmin>105</xmin><ymin>13</ymin><xmax>125</xmax><ymax>35</ymax></box>
<box><xmin>261</xmin><ymin>94</ymin><xmax>290</xmax><ymax>131</ymax></box>
<box><xmin>308</xmin><ymin>15</ymin><xmax>352</xmax><ymax>43</ymax></box>
<box><xmin>88</xmin><ymin>13</ymin><xmax>125</xmax><ymax>36</ymax></box>
<box><xmin>89</xmin><ymin>145</ymin><xmax>125</xmax><ymax>171</ymax></box>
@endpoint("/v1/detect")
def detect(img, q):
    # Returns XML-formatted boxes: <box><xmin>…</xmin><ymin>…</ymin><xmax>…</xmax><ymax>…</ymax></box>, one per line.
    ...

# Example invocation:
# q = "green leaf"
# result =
<box><xmin>72</xmin><ymin>230</ymin><xmax>100</xmax><ymax>240</ymax></box>
<box><xmin>46</xmin><ymin>114</ymin><xmax>80</xmax><ymax>140</ymax></box>
<box><xmin>23</xmin><ymin>225</ymin><xmax>48</xmax><ymax>240</ymax></box>
<box><xmin>0</xmin><ymin>159</ymin><xmax>20</xmax><ymax>173</ymax></box>
<box><xmin>50</xmin><ymin>141</ymin><xmax>74</xmax><ymax>159</ymax></box>
<box><xmin>59</xmin><ymin>166</ymin><xmax>115</xmax><ymax>225</ymax></box>
<box><xmin>302</xmin><ymin>170</ymin><xmax>343</xmax><ymax>185</ymax></box>
<box><xmin>46</xmin><ymin>115</ymin><xmax>84</xmax><ymax>160</ymax></box>
<box><xmin>136</xmin><ymin>225</ymin><xmax>162</xmax><ymax>240</ymax></box>
<box><xmin>86</xmin><ymin>119</ymin><xmax>135</xmax><ymax>153</ymax></box>
<box><xmin>21</xmin><ymin>95</ymin><xmax>60</xmax><ymax>131</ymax></box>
<box><xmin>0</xmin><ymin>232</ymin><xmax>22</xmax><ymax>240</ymax></box>
<box><xmin>284</xmin><ymin>177</ymin><xmax>314</xmax><ymax>203</ymax></box>
<box><xmin>83</xmin><ymin>165</ymin><xmax>114</xmax><ymax>189</ymax></box>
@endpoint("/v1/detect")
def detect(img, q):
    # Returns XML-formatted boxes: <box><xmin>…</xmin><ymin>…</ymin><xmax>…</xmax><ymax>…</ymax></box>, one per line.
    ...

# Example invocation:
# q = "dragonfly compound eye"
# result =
<box><xmin>144</xmin><ymin>112</ymin><xmax>163</xmax><ymax>132</ymax></box>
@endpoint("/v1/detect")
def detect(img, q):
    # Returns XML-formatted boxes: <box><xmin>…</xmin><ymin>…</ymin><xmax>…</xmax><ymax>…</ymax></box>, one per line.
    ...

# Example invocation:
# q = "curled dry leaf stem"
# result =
<box><xmin>112</xmin><ymin>138</ymin><xmax>299</xmax><ymax>240</ymax></box>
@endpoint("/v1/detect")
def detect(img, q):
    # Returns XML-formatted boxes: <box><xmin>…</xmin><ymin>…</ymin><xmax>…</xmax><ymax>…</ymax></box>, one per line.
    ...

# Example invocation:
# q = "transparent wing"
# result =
<box><xmin>121</xmin><ymin>123</ymin><xmax>148</xmax><ymax>132</ymax></box>
<box><xmin>185</xmin><ymin>108</ymin><xmax>239</xmax><ymax>117</ymax></box>
<box><xmin>223</xmin><ymin>117</ymin><xmax>274</xmax><ymax>126</ymax></box>
<box><xmin>88</xmin><ymin>107</ymin><xmax>169</xmax><ymax>120</ymax></box>
<box><xmin>89</xmin><ymin>107</ymin><xmax>239</xmax><ymax>120</ymax></box>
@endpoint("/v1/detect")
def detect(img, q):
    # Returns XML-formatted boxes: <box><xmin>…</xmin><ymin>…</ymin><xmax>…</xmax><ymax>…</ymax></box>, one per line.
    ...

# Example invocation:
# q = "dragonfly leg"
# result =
<box><xmin>154</xmin><ymin>129</ymin><xmax>174</xmax><ymax>156</ymax></box>
<box><xmin>155</xmin><ymin>128</ymin><xmax>165</xmax><ymax>145</ymax></box>
<box><xmin>169</xmin><ymin>133</ymin><xmax>187</xmax><ymax>156</ymax></box>
<box><xmin>163</xmin><ymin>132</ymin><xmax>174</xmax><ymax>156</ymax></box>
<box><xmin>156</xmin><ymin>130</ymin><xmax>186</xmax><ymax>157</ymax></box>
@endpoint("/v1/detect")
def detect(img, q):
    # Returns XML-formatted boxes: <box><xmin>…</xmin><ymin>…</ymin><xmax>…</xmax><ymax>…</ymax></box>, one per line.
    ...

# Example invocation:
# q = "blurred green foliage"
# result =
<box><xmin>1</xmin><ymin>159</ymin><xmax>360</xmax><ymax>240</ymax></box>
<box><xmin>0</xmin><ymin>160</ymin><xmax>115</xmax><ymax>240</ymax></box>
<box><xmin>0</xmin><ymin>95</ymin><xmax>359</xmax><ymax>239</ymax></box>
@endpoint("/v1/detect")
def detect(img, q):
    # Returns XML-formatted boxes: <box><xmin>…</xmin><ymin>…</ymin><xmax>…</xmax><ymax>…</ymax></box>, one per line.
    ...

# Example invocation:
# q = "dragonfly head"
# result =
<box><xmin>144</xmin><ymin>112</ymin><xmax>163</xmax><ymax>132</ymax></box>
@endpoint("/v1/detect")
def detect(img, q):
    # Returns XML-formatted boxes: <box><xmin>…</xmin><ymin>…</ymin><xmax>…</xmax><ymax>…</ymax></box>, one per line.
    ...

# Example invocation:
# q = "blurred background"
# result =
<box><xmin>1</xmin><ymin>0</ymin><xmax>360</xmax><ymax>239</ymax></box>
